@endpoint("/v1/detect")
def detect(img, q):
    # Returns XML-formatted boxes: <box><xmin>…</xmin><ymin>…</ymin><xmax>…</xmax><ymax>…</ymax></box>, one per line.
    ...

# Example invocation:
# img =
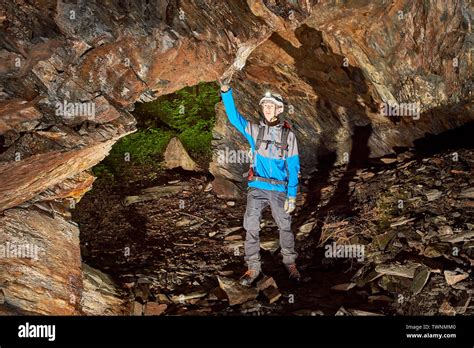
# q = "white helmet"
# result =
<box><xmin>259</xmin><ymin>91</ymin><xmax>284</xmax><ymax>112</ymax></box>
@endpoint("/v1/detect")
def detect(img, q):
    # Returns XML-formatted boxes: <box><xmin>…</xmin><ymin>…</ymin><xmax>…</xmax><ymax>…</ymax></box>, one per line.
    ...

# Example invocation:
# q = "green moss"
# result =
<box><xmin>111</xmin><ymin>128</ymin><xmax>173</xmax><ymax>165</ymax></box>
<box><xmin>91</xmin><ymin>163</ymin><xmax>115</xmax><ymax>181</ymax></box>
<box><xmin>92</xmin><ymin>82</ymin><xmax>219</xmax><ymax>181</ymax></box>
<box><xmin>179</xmin><ymin>119</ymin><xmax>214</xmax><ymax>160</ymax></box>
<box><xmin>374</xmin><ymin>189</ymin><xmax>410</xmax><ymax>232</ymax></box>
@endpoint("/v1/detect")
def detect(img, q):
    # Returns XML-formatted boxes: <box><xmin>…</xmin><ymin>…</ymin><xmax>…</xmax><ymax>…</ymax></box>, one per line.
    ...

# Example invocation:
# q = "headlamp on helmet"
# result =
<box><xmin>259</xmin><ymin>91</ymin><xmax>284</xmax><ymax>111</ymax></box>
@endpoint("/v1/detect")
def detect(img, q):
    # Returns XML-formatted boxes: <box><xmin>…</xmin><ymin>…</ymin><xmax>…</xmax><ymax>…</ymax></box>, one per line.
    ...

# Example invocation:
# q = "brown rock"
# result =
<box><xmin>368</xmin><ymin>295</ymin><xmax>392</xmax><ymax>303</ymax></box>
<box><xmin>439</xmin><ymin>300</ymin><xmax>456</xmax><ymax>316</ymax></box>
<box><xmin>375</xmin><ymin>230</ymin><xmax>396</xmax><ymax>250</ymax></box>
<box><xmin>0</xmin><ymin>208</ymin><xmax>82</xmax><ymax>315</ymax></box>
<box><xmin>144</xmin><ymin>302</ymin><xmax>167</xmax><ymax>316</ymax></box>
<box><xmin>440</xmin><ymin>231</ymin><xmax>474</xmax><ymax>243</ymax></box>
<box><xmin>131</xmin><ymin>301</ymin><xmax>143</xmax><ymax>316</ymax></box>
<box><xmin>375</xmin><ymin>262</ymin><xmax>420</xmax><ymax>278</ymax></box>
<box><xmin>155</xmin><ymin>294</ymin><xmax>172</xmax><ymax>304</ymax></box>
<box><xmin>81</xmin><ymin>263</ymin><xmax>127</xmax><ymax>315</ymax></box>
<box><xmin>380</xmin><ymin>157</ymin><xmax>397</xmax><ymax>164</ymax></box>
<box><xmin>217</xmin><ymin>276</ymin><xmax>259</xmax><ymax>306</ymax></box>
<box><xmin>209</xmin><ymin>286</ymin><xmax>228</xmax><ymax>301</ymax></box>
<box><xmin>298</xmin><ymin>221</ymin><xmax>316</xmax><ymax>234</ymax></box>
<box><xmin>123</xmin><ymin>185</ymin><xmax>191</xmax><ymax>206</ymax></box>
<box><xmin>335</xmin><ymin>306</ymin><xmax>352</xmax><ymax>316</ymax></box>
<box><xmin>224</xmin><ymin>235</ymin><xmax>242</xmax><ymax>241</ymax></box>
<box><xmin>455</xmin><ymin>295</ymin><xmax>471</xmax><ymax>315</ymax></box>
<box><xmin>256</xmin><ymin>276</ymin><xmax>278</xmax><ymax>291</ymax></box>
<box><xmin>0</xmin><ymin>99</ymin><xmax>42</xmax><ymax>135</ymax></box>
<box><xmin>459</xmin><ymin>188</ymin><xmax>474</xmax><ymax>199</ymax></box>
<box><xmin>444</xmin><ymin>270</ymin><xmax>469</xmax><ymax>286</ymax></box>
<box><xmin>423</xmin><ymin>245</ymin><xmax>444</xmax><ymax>258</ymax></box>
<box><xmin>411</xmin><ymin>265</ymin><xmax>431</xmax><ymax>295</ymax></box>
<box><xmin>170</xmin><ymin>291</ymin><xmax>207</xmax><ymax>304</ymax></box>
<box><xmin>262</xmin><ymin>286</ymin><xmax>281</xmax><ymax>304</ymax></box>
<box><xmin>211</xmin><ymin>176</ymin><xmax>242</xmax><ymax>200</ymax></box>
<box><xmin>163</xmin><ymin>137</ymin><xmax>200</xmax><ymax>171</ymax></box>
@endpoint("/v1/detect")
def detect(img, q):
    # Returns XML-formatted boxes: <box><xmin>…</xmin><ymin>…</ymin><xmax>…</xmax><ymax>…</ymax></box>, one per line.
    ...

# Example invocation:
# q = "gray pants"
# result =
<box><xmin>243</xmin><ymin>187</ymin><xmax>297</xmax><ymax>271</ymax></box>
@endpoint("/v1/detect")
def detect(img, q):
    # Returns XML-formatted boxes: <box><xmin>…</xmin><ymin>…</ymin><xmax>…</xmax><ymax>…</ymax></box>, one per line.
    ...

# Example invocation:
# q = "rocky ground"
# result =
<box><xmin>73</xmin><ymin>146</ymin><xmax>473</xmax><ymax>316</ymax></box>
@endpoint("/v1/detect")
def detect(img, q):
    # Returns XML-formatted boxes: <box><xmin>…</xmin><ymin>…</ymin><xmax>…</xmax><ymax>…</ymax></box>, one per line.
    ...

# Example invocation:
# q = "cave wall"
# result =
<box><xmin>0</xmin><ymin>0</ymin><xmax>314</xmax><ymax>315</ymax></box>
<box><xmin>0</xmin><ymin>0</ymin><xmax>472</xmax><ymax>314</ymax></box>
<box><xmin>209</xmin><ymin>1</ymin><xmax>473</xmax><ymax>198</ymax></box>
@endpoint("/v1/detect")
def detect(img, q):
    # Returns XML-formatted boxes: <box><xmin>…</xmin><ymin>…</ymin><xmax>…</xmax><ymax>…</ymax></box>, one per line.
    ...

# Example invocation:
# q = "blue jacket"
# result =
<box><xmin>221</xmin><ymin>88</ymin><xmax>300</xmax><ymax>198</ymax></box>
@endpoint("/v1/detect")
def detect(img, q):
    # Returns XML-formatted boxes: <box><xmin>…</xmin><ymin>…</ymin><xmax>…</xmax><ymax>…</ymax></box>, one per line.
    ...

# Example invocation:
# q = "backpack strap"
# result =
<box><xmin>255</xmin><ymin>124</ymin><xmax>265</xmax><ymax>151</ymax></box>
<box><xmin>279</xmin><ymin>121</ymin><xmax>291</xmax><ymax>157</ymax></box>
<box><xmin>248</xmin><ymin>125</ymin><xmax>265</xmax><ymax>177</ymax></box>
<box><xmin>255</xmin><ymin>121</ymin><xmax>291</xmax><ymax>157</ymax></box>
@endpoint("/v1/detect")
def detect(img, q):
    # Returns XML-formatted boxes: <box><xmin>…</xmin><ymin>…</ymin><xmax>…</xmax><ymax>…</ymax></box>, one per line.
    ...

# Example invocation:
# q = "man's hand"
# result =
<box><xmin>220</xmin><ymin>84</ymin><xmax>230</xmax><ymax>92</ymax></box>
<box><xmin>284</xmin><ymin>197</ymin><xmax>296</xmax><ymax>214</ymax></box>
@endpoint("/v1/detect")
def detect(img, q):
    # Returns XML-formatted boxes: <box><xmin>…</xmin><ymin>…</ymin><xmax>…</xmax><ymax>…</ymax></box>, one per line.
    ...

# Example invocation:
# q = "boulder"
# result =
<box><xmin>163</xmin><ymin>137</ymin><xmax>200</xmax><ymax>171</ymax></box>
<box><xmin>217</xmin><ymin>276</ymin><xmax>259</xmax><ymax>306</ymax></box>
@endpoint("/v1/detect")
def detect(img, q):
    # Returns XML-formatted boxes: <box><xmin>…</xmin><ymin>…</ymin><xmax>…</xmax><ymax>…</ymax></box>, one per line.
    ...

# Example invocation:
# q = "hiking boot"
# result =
<box><xmin>239</xmin><ymin>269</ymin><xmax>260</xmax><ymax>287</ymax></box>
<box><xmin>285</xmin><ymin>264</ymin><xmax>301</xmax><ymax>282</ymax></box>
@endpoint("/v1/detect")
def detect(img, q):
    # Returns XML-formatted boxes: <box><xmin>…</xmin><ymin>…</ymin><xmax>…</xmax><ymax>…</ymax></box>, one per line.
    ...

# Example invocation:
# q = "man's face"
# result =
<box><xmin>261</xmin><ymin>102</ymin><xmax>282</xmax><ymax>122</ymax></box>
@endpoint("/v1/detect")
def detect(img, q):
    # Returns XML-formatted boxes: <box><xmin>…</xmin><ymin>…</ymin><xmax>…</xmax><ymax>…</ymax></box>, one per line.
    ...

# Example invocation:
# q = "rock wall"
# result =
<box><xmin>0</xmin><ymin>0</ymin><xmax>472</xmax><ymax>314</ymax></box>
<box><xmin>210</xmin><ymin>1</ymin><xmax>473</xmax><ymax>198</ymax></box>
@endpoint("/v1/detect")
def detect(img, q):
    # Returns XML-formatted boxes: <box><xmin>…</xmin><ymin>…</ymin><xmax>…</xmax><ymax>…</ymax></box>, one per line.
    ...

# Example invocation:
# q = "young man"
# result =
<box><xmin>220</xmin><ymin>84</ymin><xmax>301</xmax><ymax>286</ymax></box>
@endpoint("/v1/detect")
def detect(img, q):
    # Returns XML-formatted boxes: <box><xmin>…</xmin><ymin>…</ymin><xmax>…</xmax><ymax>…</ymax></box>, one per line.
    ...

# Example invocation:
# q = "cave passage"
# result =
<box><xmin>73</xmin><ymin>77</ymin><xmax>474</xmax><ymax>316</ymax></box>
<box><xmin>73</xmin><ymin>81</ymin><xmax>387</xmax><ymax>315</ymax></box>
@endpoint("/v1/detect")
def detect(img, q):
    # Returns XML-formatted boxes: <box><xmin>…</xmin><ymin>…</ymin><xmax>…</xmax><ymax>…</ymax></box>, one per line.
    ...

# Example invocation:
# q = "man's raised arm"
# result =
<box><xmin>220</xmin><ymin>85</ymin><xmax>253</xmax><ymax>145</ymax></box>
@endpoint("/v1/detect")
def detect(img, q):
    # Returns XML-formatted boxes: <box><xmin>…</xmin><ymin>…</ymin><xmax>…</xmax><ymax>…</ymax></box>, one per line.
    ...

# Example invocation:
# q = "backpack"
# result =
<box><xmin>245</xmin><ymin>120</ymin><xmax>292</xmax><ymax>185</ymax></box>
<box><xmin>255</xmin><ymin>120</ymin><xmax>292</xmax><ymax>158</ymax></box>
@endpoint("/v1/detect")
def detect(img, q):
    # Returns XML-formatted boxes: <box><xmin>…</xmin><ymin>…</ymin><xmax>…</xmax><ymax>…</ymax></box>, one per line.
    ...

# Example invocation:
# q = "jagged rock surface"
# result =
<box><xmin>0</xmin><ymin>0</ymin><xmax>472</xmax><ymax>314</ymax></box>
<box><xmin>210</xmin><ymin>1</ymin><xmax>473</xmax><ymax>197</ymax></box>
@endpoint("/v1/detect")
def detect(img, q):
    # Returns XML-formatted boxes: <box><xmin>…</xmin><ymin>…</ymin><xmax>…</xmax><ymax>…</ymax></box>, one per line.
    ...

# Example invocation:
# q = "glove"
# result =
<box><xmin>220</xmin><ymin>84</ymin><xmax>230</xmax><ymax>93</ymax></box>
<box><xmin>218</xmin><ymin>71</ymin><xmax>233</xmax><ymax>89</ymax></box>
<box><xmin>284</xmin><ymin>197</ymin><xmax>296</xmax><ymax>214</ymax></box>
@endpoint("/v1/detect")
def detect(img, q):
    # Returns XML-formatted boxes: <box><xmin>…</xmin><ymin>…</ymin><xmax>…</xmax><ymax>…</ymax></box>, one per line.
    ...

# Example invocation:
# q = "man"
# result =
<box><xmin>220</xmin><ymin>84</ymin><xmax>301</xmax><ymax>286</ymax></box>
